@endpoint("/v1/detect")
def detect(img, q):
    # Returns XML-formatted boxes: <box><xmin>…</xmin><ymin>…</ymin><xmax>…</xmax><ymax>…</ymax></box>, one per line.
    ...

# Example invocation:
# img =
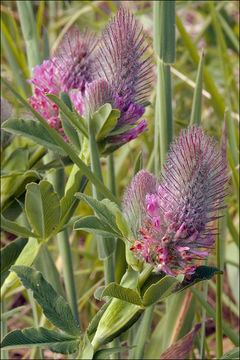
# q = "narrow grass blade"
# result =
<box><xmin>17</xmin><ymin>1</ymin><xmax>42</xmax><ymax>74</ymax></box>
<box><xmin>190</xmin><ymin>49</ymin><xmax>204</xmax><ymax>126</ymax></box>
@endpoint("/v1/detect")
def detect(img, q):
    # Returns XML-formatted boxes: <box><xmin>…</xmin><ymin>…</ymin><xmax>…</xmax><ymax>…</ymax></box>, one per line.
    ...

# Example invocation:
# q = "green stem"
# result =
<box><xmin>215</xmin><ymin>213</ymin><xmax>226</xmax><ymax>358</ymax></box>
<box><xmin>57</xmin><ymin>230</ymin><xmax>81</xmax><ymax>327</ymax></box>
<box><xmin>200</xmin><ymin>260</ymin><xmax>208</xmax><ymax>359</ymax></box>
<box><xmin>28</xmin><ymin>145</ymin><xmax>46</xmax><ymax>168</ymax></box>
<box><xmin>107</xmin><ymin>154</ymin><xmax>117</xmax><ymax>197</ymax></box>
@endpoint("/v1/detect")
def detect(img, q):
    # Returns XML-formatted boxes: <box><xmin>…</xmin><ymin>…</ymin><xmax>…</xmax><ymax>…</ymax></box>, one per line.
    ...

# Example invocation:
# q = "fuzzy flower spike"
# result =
<box><xmin>28</xmin><ymin>27</ymin><xmax>97</xmax><ymax>139</ymax></box>
<box><xmin>123</xmin><ymin>126</ymin><xmax>228</xmax><ymax>276</ymax></box>
<box><xmin>54</xmin><ymin>27</ymin><xmax>98</xmax><ymax>93</ymax></box>
<box><xmin>82</xmin><ymin>8</ymin><xmax>153</xmax><ymax>147</ymax></box>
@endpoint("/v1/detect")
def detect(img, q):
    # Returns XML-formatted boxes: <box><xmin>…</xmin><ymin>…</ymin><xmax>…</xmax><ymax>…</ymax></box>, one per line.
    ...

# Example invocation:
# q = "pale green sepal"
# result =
<box><xmin>90</xmin><ymin>103</ymin><xmax>120</xmax><ymax>141</ymax></box>
<box><xmin>77</xmin><ymin>334</ymin><xmax>93</xmax><ymax>360</ymax></box>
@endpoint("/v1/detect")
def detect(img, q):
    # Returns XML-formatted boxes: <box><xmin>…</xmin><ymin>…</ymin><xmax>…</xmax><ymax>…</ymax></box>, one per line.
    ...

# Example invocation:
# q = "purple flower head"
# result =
<box><xmin>54</xmin><ymin>27</ymin><xmax>98</xmax><ymax>93</ymax></box>
<box><xmin>28</xmin><ymin>58</ymin><xmax>83</xmax><ymax>140</ymax></box>
<box><xmin>123</xmin><ymin>126</ymin><xmax>228</xmax><ymax>276</ymax></box>
<box><xmin>97</xmin><ymin>7</ymin><xmax>153</xmax><ymax>105</ymax></box>
<box><xmin>79</xmin><ymin>8</ymin><xmax>153</xmax><ymax>146</ymax></box>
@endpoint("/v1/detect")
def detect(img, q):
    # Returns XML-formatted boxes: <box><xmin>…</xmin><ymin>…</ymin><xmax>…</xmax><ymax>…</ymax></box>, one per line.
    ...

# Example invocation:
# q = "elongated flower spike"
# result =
<box><xmin>97</xmin><ymin>7</ymin><xmax>153</xmax><ymax>105</ymax></box>
<box><xmin>82</xmin><ymin>8</ymin><xmax>153</xmax><ymax>147</ymax></box>
<box><xmin>54</xmin><ymin>27</ymin><xmax>98</xmax><ymax>93</ymax></box>
<box><xmin>123</xmin><ymin>126</ymin><xmax>228</xmax><ymax>276</ymax></box>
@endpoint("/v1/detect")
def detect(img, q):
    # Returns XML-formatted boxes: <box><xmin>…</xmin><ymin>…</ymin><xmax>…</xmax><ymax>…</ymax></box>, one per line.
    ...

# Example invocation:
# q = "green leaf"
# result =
<box><xmin>1</xmin><ymin>238</ymin><xmax>41</xmax><ymax>298</ymax></box>
<box><xmin>220</xmin><ymin>347</ymin><xmax>240</xmax><ymax>359</ymax></box>
<box><xmin>174</xmin><ymin>266</ymin><xmax>222</xmax><ymax>293</ymax></box>
<box><xmin>11</xmin><ymin>265</ymin><xmax>81</xmax><ymax>336</ymax></box>
<box><xmin>59</xmin><ymin>168</ymin><xmax>88</xmax><ymax>229</ymax></box>
<box><xmin>140</xmin><ymin>271</ymin><xmax>166</xmax><ymax>296</ymax></box>
<box><xmin>25</xmin><ymin>180</ymin><xmax>60</xmax><ymax>239</ymax></box>
<box><xmin>94</xmin><ymin>346</ymin><xmax>135</xmax><ymax>359</ymax></box>
<box><xmin>0</xmin><ymin>237</ymin><xmax>28</xmax><ymax>286</ymax></box>
<box><xmin>74</xmin><ymin>216</ymin><xmax>119</xmax><ymax>238</ymax></box>
<box><xmin>1</xmin><ymin>327</ymin><xmax>80</xmax><ymax>354</ymax></box>
<box><xmin>91</xmin><ymin>103</ymin><xmax>120</xmax><ymax>141</ymax></box>
<box><xmin>1</xmin><ymin>118</ymin><xmax>66</xmax><ymax>155</ymax></box>
<box><xmin>190</xmin><ymin>49</ymin><xmax>204</xmax><ymax>126</ymax></box>
<box><xmin>1</xmin><ymin>215</ymin><xmax>38</xmax><ymax>238</ymax></box>
<box><xmin>74</xmin><ymin>193</ymin><xmax>121</xmax><ymax>236</ymax></box>
<box><xmin>101</xmin><ymin>283</ymin><xmax>143</xmax><ymax>306</ymax></box>
<box><xmin>143</xmin><ymin>276</ymin><xmax>179</xmax><ymax>306</ymax></box>
<box><xmin>115</xmin><ymin>211</ymin><xmax>131</xmax><ymax>238</ymax></box>
<box><xmin>47</xmin><ymin>93</ymin><xmax>88</xmax><ymax>138</ymax></box>
<box><xmin>59</xmin><ymin>92</ymin><xmax>81</xmax><ymax>151</ymax></box>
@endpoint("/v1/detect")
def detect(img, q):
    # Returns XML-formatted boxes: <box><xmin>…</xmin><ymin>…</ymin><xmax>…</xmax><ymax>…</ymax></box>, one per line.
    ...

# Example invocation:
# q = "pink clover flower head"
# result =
<box><xmin>54</xmin><ymin>27</ymin><xmax>98</xmax><ymax>93</ymax></box>
<box><xmin>28</xmin><ymin>58</ymin><xmax>65</xmax><ymax>136</ymax></box>
<box><xmin>123</xmin><ymin>126</ymin><xmax>228</xmax><ymax>276</ymax></box>
<box><xmin>28</xmin><ymin>58</ymin><xmax>84</xmax><ymax>140</ymax></box>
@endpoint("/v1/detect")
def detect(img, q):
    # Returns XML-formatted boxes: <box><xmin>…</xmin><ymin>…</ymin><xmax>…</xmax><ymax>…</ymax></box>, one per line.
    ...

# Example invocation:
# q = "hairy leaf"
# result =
<box><xmin>1</xmin><ymin>327</ymin><xmax>80</xmax><ymax>354</ymax></box>
<box><xmin>1</xmin><ymin>118</ymin><xmax>66</xmax><ymax>155</ymax></box>
<box><xmin>11</xmin><ymin>265</ymin><xmax>81</xmax><ymax>336</ymax></box>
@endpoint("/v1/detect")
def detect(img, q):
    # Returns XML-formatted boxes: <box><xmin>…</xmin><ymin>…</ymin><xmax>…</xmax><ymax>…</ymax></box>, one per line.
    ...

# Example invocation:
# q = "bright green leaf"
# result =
<box><xmin>25</xmin><ymin>180</ymin><xmax>60</xmax><ymax>239</ymax></box>
<box><xmin>74</xmin><ymin>193</ymin><xmax>121</xmax><ymax>236</ymax></box>
<box><xmin>74</xmin><ymin>216</ymin><xmax>119</xmax><ymax>238</ymax></box>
